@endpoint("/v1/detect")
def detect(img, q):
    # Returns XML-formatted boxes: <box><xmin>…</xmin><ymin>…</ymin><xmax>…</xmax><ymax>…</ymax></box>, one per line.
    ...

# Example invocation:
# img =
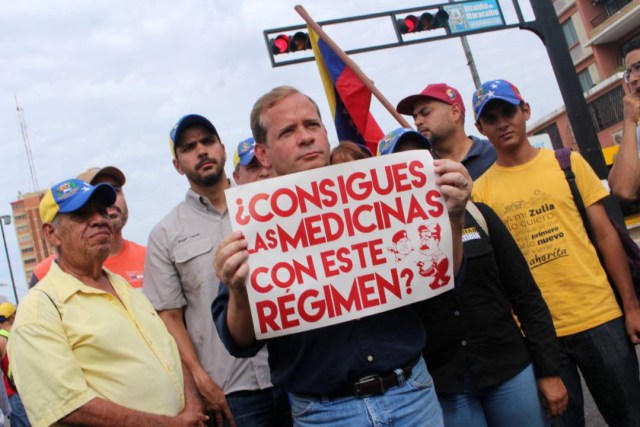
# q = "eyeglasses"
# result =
<box><xmin>623</xmin><ymin>61</ymin><xmax>640</xmax><ymax>83</ymax></box>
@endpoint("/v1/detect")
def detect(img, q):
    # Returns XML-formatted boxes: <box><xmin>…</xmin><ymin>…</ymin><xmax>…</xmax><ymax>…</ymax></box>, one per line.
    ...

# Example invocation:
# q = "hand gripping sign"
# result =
<box><xmin>225</xmin><ymin>150</ymin><xmax>453</xmax><ymax>339</ymax></box>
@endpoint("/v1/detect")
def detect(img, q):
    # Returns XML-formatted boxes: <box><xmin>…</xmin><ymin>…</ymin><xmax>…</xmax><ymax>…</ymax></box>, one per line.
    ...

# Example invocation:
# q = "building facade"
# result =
<box><xmin>528</xmin><ymin>0</ymin><xmax>640</xmax><ymax>164</ymax></box>
<box><xmin>10</xmin><ymin>191</ymin><xmax>54</xmax><ymax>284</ymax></box>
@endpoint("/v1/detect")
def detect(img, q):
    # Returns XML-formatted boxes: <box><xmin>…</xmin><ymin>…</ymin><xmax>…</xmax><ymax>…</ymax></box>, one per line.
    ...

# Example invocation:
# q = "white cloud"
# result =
<box><xmin>0</xmin><ymin>0</ymin><xmax>564</xmax><ymax>301</ymax></box>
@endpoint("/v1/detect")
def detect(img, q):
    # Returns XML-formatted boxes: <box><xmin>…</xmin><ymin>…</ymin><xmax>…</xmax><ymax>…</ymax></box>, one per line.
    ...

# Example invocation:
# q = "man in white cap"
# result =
<box><xmin>30</xmin><ymin>166</ymin><xmax>145</xmax><ymax>288</ymax></box>
<box><xmin>9</xmin><ymin>178</ymin><xmax>206</xmax><ymax>427</ymax></box>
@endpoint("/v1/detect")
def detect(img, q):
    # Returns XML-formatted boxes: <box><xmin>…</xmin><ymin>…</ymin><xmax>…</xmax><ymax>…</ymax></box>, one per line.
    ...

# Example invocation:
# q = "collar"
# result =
<box><xmin>184</xmin><ymin>181</ymin><xmax>233</xmax><ymax>214</ymax></box>
<box><xmin>47</xmin><ymin>260</ymin><xmax>126</xmax><ymax>303</ymax></box>
<box><xmin>463</xmin><ymin>136</ymin><xmax>485</xmax><ymax>161</ymax></box>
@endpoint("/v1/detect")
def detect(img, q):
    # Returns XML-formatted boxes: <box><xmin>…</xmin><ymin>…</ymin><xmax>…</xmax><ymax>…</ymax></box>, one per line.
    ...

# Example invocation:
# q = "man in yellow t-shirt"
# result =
<box><xmin>471</xmin><ymin>79</ymin><xmax>640</xmax><ymax>427</ymax></box>
<box><xmin>8</xmin><ymin>178</ymin><xmax>207</xmax><ymax>427</ymax></box>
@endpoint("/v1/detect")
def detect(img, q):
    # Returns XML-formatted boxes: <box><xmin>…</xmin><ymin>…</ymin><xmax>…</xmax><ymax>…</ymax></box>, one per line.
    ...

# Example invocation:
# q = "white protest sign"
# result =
<box><xmin>225</xmin><ymin>150</ymin><xmax>454</xmax><ymax>339</ymax></box>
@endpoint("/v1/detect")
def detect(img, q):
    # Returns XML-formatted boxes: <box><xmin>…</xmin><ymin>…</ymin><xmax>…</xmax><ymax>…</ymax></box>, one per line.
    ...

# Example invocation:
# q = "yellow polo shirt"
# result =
<box><xmin>8</xmin><ymin>262</ymin><xmax>184</xmax><ymax>427</ymax></box>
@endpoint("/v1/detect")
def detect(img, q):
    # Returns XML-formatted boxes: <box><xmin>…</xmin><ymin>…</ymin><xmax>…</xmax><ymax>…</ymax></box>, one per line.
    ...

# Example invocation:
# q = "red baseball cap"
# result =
<box><xmin>396</xmin><ymin>83</ymin><xmax>465</xmax><ymax>115</ymax></box>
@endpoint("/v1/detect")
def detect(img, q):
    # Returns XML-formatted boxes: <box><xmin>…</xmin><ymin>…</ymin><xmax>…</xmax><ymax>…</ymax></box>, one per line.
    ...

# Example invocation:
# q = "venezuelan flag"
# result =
<box><xmin>308</xmin><ymin>28</ymin><xmax>383</xmax><ymax>155</ymax></box>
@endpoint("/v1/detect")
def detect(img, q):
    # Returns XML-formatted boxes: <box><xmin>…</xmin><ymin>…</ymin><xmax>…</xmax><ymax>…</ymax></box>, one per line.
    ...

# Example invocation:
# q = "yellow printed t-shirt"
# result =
<box><xmin>8</xmin><ymin>262</ymin><xmax>184</xmax><ymax>427</ymax></box>
<box><xmin>473</xmin><ymin>148</ymin><xmax>621</xmax><ymax>336</ymax></box>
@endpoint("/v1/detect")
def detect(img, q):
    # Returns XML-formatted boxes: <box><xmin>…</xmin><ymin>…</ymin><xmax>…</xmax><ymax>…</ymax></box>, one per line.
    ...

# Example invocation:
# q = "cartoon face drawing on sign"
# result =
<box><xmin>387</xmin><ymin>230</ymin><xmax>414</xmax><ymax>261</ymax></box>
<box><xmin>416</xmin><ymin>223</ymin><xmax>450</xmax><ymax>289</ymax></box>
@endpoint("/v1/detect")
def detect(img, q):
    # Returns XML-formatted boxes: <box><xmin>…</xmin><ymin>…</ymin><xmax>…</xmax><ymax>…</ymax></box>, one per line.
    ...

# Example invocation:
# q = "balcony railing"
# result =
<box><xmin>590</xmin><ymin>0</ymin><xmax>632</xmax><ymax>28</ymax></box>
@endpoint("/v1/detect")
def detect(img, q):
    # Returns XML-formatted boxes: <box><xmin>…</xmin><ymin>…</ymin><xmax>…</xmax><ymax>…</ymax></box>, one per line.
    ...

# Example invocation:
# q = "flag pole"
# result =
<box><xmin>295</xmin><ymin>5</ymin><xmax>411</xmax><ymax>129</ymax></box>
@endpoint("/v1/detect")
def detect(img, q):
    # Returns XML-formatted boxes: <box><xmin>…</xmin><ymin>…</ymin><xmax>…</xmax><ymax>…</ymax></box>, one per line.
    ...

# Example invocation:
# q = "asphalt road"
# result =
<box><xmin>583</xmin><ymin>345</ymin><xmax>640</xmax><ymax>426</ymax></box>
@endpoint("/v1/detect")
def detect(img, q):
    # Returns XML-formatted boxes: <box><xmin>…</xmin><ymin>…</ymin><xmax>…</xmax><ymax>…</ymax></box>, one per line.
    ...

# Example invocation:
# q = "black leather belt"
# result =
<box><xmin>326</xmin><ymin>354</ymin><xmax>421</xmax><ymax>399</ymax></box>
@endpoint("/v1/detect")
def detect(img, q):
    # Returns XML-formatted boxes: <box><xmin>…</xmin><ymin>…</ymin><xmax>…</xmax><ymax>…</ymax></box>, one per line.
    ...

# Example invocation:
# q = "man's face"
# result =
<box><xmin>173</xmin><ymin>125</ymin><xmax>226</xmax><ymax>187</ymax></box>
<box><xmin>51</xmin><ymin>198</ymin><xmax>114</xmax><ymax>261</ymax></box>
<box><xmin>233</xmin><ymin>157</ymin><xmax>275</xmax><ymax>185</ymax></box>
<box><xmin>625</xmin><ymin>48</ymin><xmax>640</xmax><ymax>94</ymax></box>
<box><xmin>94</xmin><ymin>175</ymin><xmax>128</xmax><ymax>234</ymax></box>
<box><xmin>412</xmin><ymin>98</ymin><xmax>457</xmax><ymax>146</ymax></box>
<box><xmin>476</xmin><ymin>100</ymin><xmax>530</xmax><ymax>153</ymax></box>
<box><xmin>256</xmin><ymin>93</ymin><xmax>330</xmax><ymax>176</ymax></box>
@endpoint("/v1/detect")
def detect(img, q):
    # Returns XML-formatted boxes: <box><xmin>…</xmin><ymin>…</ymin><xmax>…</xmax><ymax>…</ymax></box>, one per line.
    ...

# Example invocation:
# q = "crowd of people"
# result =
<box><xmin>0</xmin><ymin>39</ymin><xmax>638</xmax><ymax>427</ymax></box>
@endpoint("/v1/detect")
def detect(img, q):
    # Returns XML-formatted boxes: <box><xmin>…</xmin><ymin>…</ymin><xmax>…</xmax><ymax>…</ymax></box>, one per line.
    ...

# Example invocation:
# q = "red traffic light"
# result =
<box><xmin>398</xmin><ymin>15</ymin><xmax>419</xmax><ymax>34</ymax></box>
<box><xmin>270</xmin><ymin>34</ymin><xmax>290</xmax><ymax>55</ymax></box>
<box><xmin>398</xmin><ymin>8</ymin><xmax>449</xmax><ymax>34</ymax></box>
<box><xmin>270</xmin><ymin>32</ymin><xmax>312</xmax><ymax>55</ymax></box>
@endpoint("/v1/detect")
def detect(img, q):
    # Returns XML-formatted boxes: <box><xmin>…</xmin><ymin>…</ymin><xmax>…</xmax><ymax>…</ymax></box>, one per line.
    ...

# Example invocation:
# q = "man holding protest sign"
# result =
<box><xmin>213</xmin><ymin>86</ymin><xmax>472</xmax><ymax>426</ymax></box>
<box><xmin>144</xmin><ymin>114</ymin><xmax>290</xmax><ymax>427</ymax></box>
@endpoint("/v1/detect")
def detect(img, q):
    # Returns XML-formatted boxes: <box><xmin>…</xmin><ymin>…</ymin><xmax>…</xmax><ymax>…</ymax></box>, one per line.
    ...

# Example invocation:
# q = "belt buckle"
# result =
<box><xmin>354</xmin><ymin>375</ymin><xmax>385</xmax><ymax>399</ymax></box>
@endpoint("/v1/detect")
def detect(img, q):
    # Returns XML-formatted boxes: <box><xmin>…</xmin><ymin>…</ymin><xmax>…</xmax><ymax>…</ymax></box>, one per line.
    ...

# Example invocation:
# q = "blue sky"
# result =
<box><xmin>0</xmin><ymin>0</ymin><xmax>562</xmax><ymax>302</ymax></box>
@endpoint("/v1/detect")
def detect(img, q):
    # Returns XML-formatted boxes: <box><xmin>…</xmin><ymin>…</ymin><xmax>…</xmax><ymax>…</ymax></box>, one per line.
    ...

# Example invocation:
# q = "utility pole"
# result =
<box><xmin>0</xmin><ymin>216</ymin><xmax>19</xmax><ymax>304</ymax></box>
<box><xmin>521</xmin><ymin>0</ymin><xmax>623</xmax><ymax>223</ymax></box>
<box><xmin>15</xmin><ymin>95</ymin><xmax>40</xmax><ymax>192</ymax></box>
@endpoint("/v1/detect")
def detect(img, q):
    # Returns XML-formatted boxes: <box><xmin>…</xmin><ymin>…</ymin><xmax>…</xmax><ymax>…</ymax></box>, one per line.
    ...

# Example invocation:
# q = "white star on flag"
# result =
<box><xmin>487</xmin><ymin>90</ymin><xmax>495</xmax><ymax>97</ymax></box>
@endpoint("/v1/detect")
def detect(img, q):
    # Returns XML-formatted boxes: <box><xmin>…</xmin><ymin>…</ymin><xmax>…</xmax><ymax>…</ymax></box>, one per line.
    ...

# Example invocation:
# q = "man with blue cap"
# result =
<box><xmin>472</xmin><ymin>79</ymin><xmax>640</xmax><ymax>427</ymax></box>
<box><xmin>144</xmin><ymin>115</ymin><xmax>289</xmax><ymax>427</ymax></box>
<box><xmin>232</xmin><ymin>137</ymin><xmax>275</xmax><ymax>185</ymax></box>
<box><xmin>378</xmin><ymin>127</ymin><xmax>566</xmax><ymax>425</ymax></box>
<box><xmin>8</xmin><ymin>178</ymin><xmax>206</xmax><ymax>426</ymax></box>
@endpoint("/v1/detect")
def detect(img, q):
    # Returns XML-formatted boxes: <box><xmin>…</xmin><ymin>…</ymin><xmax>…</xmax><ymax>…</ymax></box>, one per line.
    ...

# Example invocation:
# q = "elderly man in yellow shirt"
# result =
<box><xmin>8</xmin><ymin>178</ymin><xmax>207</xmax><ymax>427</ymax></box>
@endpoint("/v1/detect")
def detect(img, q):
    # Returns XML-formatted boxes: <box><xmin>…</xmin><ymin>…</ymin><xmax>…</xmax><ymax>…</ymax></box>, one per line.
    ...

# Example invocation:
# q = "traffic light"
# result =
<box><xmin>398</xmin><ymin>8</ymin><xmax>449</xmax><ymax>34</ymax></box>
<box><xmin>269</xmin><ymin>32</ymin><xmax>312</xmax><ymax>55</ymax></box>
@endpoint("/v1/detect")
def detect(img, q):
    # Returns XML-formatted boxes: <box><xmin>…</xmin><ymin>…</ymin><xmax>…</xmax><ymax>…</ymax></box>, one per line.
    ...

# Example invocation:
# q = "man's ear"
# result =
<box><xmin>42</xmin><ymin>222</ymin><xmax>61</xmax><ymax>247</ymax></box>
<box><xmin>450</xmin><ymin>104</ymin><xmax>464</xmax><ymax>124</ymax></box>
<box><xmin>522</xmin><ymin>102</ymin><xmax>531</xmax><ymax>121</ymax></box>
<box><xmin>254</xmin><ymin>143</ymin><xmax>272</xmax><ymax>168</ymax></box>
<box><xmin>172</xmin><ymin>158</ymin><xmax>185</xmax><ymax>176</ymax></box>
<box><xmin>475</xmin><ymin>121</ymin><xmax>485</xmax><ymax>136</ymax></box>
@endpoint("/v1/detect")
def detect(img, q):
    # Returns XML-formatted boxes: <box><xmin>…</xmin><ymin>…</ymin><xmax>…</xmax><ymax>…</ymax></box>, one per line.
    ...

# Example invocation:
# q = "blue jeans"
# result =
<box><xmin>223</xmin><ymin>387</ymin><xmax>291</xmax><ymax>427</ymax></box>
<box><xmin>288</xmin><ymin>357</ymin><xmax>443</xmax><ymax>427</ymax></box>
<box><xmin>8</xmin><ymin>393</ymin><xmax>31</xmax><ymax>427</ymax></box>
<box><xmin>437</xmin><ymin>364</ymin><xmax>548</xmax><ymax>427</ymax></box>
<box><xmin>555</xmin><ymin>317</ymin><xmax>640</xmax><ymax>427</ymax></box>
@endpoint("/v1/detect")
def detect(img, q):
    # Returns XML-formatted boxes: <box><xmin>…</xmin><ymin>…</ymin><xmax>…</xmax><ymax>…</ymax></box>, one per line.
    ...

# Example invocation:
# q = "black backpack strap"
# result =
<box><xmin>554</xmin><ymin>149</ymin><xmax>595</xmax><ymax>241</ymax></box>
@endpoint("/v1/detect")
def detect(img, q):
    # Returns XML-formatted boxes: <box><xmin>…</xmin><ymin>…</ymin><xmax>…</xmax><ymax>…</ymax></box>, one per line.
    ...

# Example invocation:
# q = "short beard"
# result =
<box><xmin>186</xmin><ymin>163</ymin><xmax>225</xmax><ymax>188</ymax></box>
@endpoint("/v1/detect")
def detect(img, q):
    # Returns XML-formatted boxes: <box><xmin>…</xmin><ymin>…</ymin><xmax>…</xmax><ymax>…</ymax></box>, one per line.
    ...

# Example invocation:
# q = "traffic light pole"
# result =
<box><xmin>265</xmin><ymin>1</ymin><xmax>625</xmax><ymax>223</ymax></box>
<box><xmin>522</xmin><ymin>0</ymin><xmax>624</xmax><ymax>223</ymax></box>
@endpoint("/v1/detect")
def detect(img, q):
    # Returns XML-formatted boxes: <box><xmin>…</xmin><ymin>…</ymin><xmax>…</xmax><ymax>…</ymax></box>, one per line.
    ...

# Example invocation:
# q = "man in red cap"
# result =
<box><xmin>396</xmin><ymin>83</ymin><xmax>496</xmax><ymax>180</ymax></box>
<box><xmin>30</xmin><ymin>166</ymin><xmax>146</xmax><ymax>288</ymax></box>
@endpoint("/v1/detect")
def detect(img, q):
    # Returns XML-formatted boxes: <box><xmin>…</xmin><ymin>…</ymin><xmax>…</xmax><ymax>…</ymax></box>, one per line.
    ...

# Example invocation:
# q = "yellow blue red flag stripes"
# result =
<box><xmin>309</xmin><ymin>28</ymin><xmax>383</xmax><ymax>155</ymax></box>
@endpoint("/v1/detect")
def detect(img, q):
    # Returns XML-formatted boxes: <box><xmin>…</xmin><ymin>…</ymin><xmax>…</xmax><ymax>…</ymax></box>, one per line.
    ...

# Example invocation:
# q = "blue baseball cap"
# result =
<box><xmin>233</xmin><ymin>137</ymin><xmax>256</xmax><ymax>169</ymax></box>
<box><xmin>40</xmin><ymin>178</ymin><xmax>116</xmax><ymax>223</ymax></box>
<box><xmin>169</xmin><ymin>114</ymin><xmax>218</xmax><ymax>159</ymax></box>
<box><xmin>377</xmin><ymin>128</ymin><xmax>431</xmax><ymax>156</ymax></box>
<box><xmin>472</xmin><ymin>79</ymin><xmax>525</xmax><ymax>122</ymax></box>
